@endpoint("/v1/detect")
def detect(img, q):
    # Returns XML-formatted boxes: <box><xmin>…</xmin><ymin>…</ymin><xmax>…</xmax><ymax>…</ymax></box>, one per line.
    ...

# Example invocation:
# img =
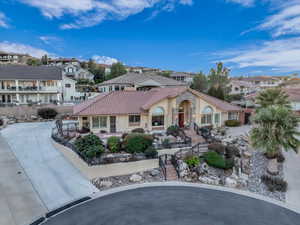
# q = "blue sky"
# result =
<box><xmin>0</xmin><ymin>0</ymin><xmax>300</xmax><ymax>76</ymax></box>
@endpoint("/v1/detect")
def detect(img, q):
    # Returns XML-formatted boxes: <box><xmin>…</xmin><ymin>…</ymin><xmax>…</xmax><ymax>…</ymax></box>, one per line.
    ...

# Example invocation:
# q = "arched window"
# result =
<box><xmin>201</xmin><ymin>106</ymin><xmax>214</xmax><ymax>124</ymax></box>
<box><xmin>152</xmin><ymin>107</ymin><xmax>164</xmax><ymax>127</ymax></box>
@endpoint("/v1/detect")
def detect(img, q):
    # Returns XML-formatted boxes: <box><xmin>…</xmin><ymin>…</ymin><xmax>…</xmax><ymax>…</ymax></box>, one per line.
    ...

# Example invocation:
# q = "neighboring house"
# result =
<box><xmin>239</xmin><ymin>76</ymin><xmax>282</xmax><ymax>89</ymax></box>
<box><xmin>0</xmin><ymin>65</ymin><xmax>84</xmax><ymax>104</ymax></box>
<box><xmin>48</xmin><ymin>58</ymin><xmax>80</xmax><ymax>67</ymax></box>
<box><xmin>0</xmin><ymin>51</ymin><xmax>31</xmax><ymax>64</ymax></box>
<box><xmin>229</xmin><ymin>80</ymin><xmax>257</xmax><ymax>95</ymax></box>
<box><xmin>73</xmin><ymin>87</ymin><xmax>242</xmax><ymax>133</ymax></box>
<box><xmin>169</xmin><ymin>72</ymin><xmax>194</xmax><ymax>84</ymax></box>
<box><xmin>126</xmin><ymin>66</ymin><xmax>161</xmax><ymax>74</ymax></box>
<box><xmin>62</xmin><ymin>64</ymin><xmax>94</xmax><ymax>81</ymax></box>
<box><xmin>97</xmin><ymin>72</ymin><xmax>187</xmax><ymax>93</ymax></box>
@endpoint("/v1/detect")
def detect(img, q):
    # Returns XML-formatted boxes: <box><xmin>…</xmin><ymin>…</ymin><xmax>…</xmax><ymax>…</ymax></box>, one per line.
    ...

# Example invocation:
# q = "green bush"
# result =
<box><xmin>123</xmin><ymin>133</ymin><xmax>153</xmax><ymax>153</ymax></box>
<box><xmin>225</xmin><ymin>120</ymin><xmax>241</xmax><ymax>127</ymax></box>
<box><xmin>74</xmin><ymin>134</ymin><xmax>104</xmax><ymax>158</ymax></box>
<box><xmin>261</xmin><ymin>175</ymin><xmax>288</xmax><ymax>192</ymax></box>
<box><xmin>184</xmin><ymin>156</ymin><xmax>200</xmax><ymax>168</ymax></box>
<box><xmin>37</xmin><ymin>108</ymin><xmax>58</xmax><ymax>119</ymax></box>
<box><xmin>208</xmin><ymin>143</ymin><xmax>226</xmax><ymax>155</ymax></box>
<box><xmin>144</xmin><ymin>147</ymin><xmax>158</xmax><ymax>158</ymax></box>
<box><xmin>131</xmin><ymin>128</ymin><xmax>145</xmax><ymax>133</ymax></box>
<box><xmin>107</xmin><ymin>136</ymin><xmax>121</xmax><ymax>153</ymax></box>
<box><xmin>203</xmin><ymin>151</ymin><xmax>234</xmax><ymax>169</ymax></box>
<box><xmin>166</xmin><ymin>125</ymin><xmax>181</xmax><ymax>137</ymax></box>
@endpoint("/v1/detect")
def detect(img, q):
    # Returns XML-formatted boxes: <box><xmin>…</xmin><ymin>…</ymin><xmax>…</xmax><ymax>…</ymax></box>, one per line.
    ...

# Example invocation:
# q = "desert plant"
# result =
<box><xmin>123</xmin><ymin>133</ymin><xmax>153</xmax><ymax>153</ymax></box>
<box><xmin>144</xmin><ymin>147</ymin><xmax>158</xmax><ymax>158</ymax></box>
<box><xmin>251</xmin><ymin>106</ymin><xmax>300</xmax><ymax>158</ymax></box>
<box><xmin>184</xmin><ymin>156</ymin><xmax>200</xmax><ymax>168</ymax></box>
<box><xmin>256</xmin><ymin>88</ymin><xmax>291</xmax><ymax>110</ymax></box>
<box><xmin>203</xmin><ymin>151</ymin><xmax>234</xmax><ymax>169</ymax></box>
<box><xmin>261</xmin><ymin>175</ymin><xmax>288</xmax><ymax>192</ymax></box>
<box><xmin>37</xmin><ymin>108</ymin><xmax>58</xmax><ymax>119</ymax></box>
<box><xmin>131</xmin><ymin>128</ymin><xmax>145</xmax><ymax>133</ymax></box>
<box><xmin>166</xmin><ymin>125</ymin><xmax>181</xmax><ymax>137</ymax></box>
<box><xmin>208</xmin><ymin>143</ymin><xmax>226</xmax><ymax>155</ymax></box>
<box><xmin>225</xmin><ymin>120</ymin><xmax>241</xmax><ymax>127</ymax></box>
<box><xmin>107</xmin><ymin>136</ymin><xmax>121</xmax><ymax>153</ymax></box>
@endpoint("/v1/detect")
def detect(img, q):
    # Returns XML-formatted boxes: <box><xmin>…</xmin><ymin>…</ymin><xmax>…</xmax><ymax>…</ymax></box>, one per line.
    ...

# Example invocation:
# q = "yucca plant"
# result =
<box><xmin>251</xmin><ymin>106</ymin><xmax>300</xmax><ymax>158</ymax></box>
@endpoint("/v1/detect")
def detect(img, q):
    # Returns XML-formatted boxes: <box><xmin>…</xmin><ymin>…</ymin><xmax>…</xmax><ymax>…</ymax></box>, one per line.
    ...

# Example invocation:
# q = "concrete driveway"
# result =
<box><xmin>1</xmin><ymin>122</ymin><xmax>98</xmax><ymax>211</ymax></box>
<box><xmin>43</xmin><ymin>185</ymin><xmax>300</xmax><ymax>225</ymax></box>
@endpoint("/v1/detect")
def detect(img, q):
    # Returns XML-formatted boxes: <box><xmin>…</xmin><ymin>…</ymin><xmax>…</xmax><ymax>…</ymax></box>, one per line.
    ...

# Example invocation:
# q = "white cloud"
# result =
<box><xmin>0</xmin><ymin>41</ymin><xmax>52</xmax><ymax>58</ymax></box>
<box><xmin>39</xmin><ymin>36</ymin><xmax>60</xmax><ymax>44</ymax></box>
<box><xmin>226</xmin><ymin>0</ymin><xmax>255</xmax><ymax>7</ymax></box>
<box><xmin>259</xmin><ymin>1</ymin><xmax>300</xmax><ymax>37</ymax></box>
<box><xmin>92</xmin><ymin>55</ymin><xmax>118</xmax><ymax>65</ymax></box>
<box><xmin>19</xmin><ymin>0</ymin><xmax>193</xmax><ymax>29</ymax></box>
<box><xmin>0</xmin><ymin>12</ymin><xmax>9</xmax><ymax>28</ymax></box>
<box><xmin>221</xmin><ymin>37</ymin><xmax>300</xmax><ymax>72</ymax></box>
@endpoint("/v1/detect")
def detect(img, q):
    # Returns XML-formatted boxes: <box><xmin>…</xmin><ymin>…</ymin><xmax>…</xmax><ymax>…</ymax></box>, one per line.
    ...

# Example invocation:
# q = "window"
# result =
<box><xmin>121</xmin><ymin>86</ymin><xmax>125</xmax><ymax>90</ymax></box>
<box><xmin>91</xmin><ymin>116</ymin><xmax>107</xmax><ymax>128</ymax></box>
<box><xmin>201</xmin><ymin>106</ymin><xmax>213</xmax><ymax>125</ymax></box>
<box><xmin>65</xmin><ymin>84</ymin><xmax>71</xmax><ymax>88</ymax></box>
<box><xmin>152</xmin><ymin>107</ymin><xmax>164</xmax><ymax>127</ymax></box>
<box><xmin>115</xmin><ymin>85</ymin><xmax>120</xmax><ymax>91</ymax></box>
<box><xmin>228</xmin><ymin>112</ymin><xmax>238</xmax><ymax>120</ymax></box>
<box><xmin>129</xmin><ymin>115</ymin><xmax>141</xmax><ymax>125</ymax></box>
<box><xmin>214</xmin><ymin>113</ymin><xmax>220</xmax><ymax>124</ymax></box>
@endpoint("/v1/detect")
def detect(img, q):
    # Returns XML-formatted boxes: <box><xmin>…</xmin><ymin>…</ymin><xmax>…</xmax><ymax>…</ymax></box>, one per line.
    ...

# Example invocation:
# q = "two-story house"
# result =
<box><xmin>62</xmin><ymin>64</ymin><xmax>94</xmax><ymax>81</ymax></box>
<box><xmin>0</xmin><ymin>65</ymin><xmax>84</xmax><ymax>105</ymax></box>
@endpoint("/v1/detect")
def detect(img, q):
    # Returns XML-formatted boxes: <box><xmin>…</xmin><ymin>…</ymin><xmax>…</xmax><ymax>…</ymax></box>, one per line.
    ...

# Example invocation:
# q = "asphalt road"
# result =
<box><xmin>43</xmin><ymin>186</ymin><xmax>300</xmax><ymax>225</ymax></box>
<box><xmin>1</xmin><ymin>122</ymin><xmax>98</xmax><ymax>210</ymax></box>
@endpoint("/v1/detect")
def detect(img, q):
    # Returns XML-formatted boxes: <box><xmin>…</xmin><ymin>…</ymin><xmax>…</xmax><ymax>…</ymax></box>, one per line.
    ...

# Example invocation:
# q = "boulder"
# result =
<box><xmin>198</xmin><ymin>176</ymin><xmax>219</xmax><ymax>185</ymax></box>
<box><xmin>267</xmin><ymin>159</ymin><xmax>279</xmax><ymax>176</ymax></box>
<box><xmin>225</xmin><ymin>177</ymin><xmax>238</xmax><ymax>188</ymax></box>
<box><xmin>243</xmin><ymin>151</ymin><xmax>252</xmax><ymax>159</ymax></box>
<box><xmin>150</xmin><ymin>169</ymin><xmax>160</xmax><ymax>177</ymax></box>
<box><xmin>100</xmin><ymin>181</ymin><xmax>113</xmax><ymax>188</ymax></box>
<box><xmin>129</xmin><ymin>174</ymin><xmax>143</xmax><ymax>182</ymax></box>
<box><xmin>177</xmin><ymin>160</ymin><xmax>189</xmax><ymax>177</ymax></box>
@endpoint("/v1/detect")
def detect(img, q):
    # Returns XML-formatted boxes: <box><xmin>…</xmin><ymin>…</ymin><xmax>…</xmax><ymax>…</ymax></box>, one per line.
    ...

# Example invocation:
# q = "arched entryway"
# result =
<box><xmin>178</xmin><ymin>100</ymin><xmax>191</xmax><ymax>128</ymax></box>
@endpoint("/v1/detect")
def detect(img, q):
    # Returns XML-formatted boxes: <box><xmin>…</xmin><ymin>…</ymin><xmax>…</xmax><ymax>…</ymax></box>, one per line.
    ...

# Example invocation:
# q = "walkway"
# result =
<box><xmin>0</xmin><ymin>135</ymin><xmax>46</xmax><ymax>225</ymax></box>
<box><xmin>1</xmin><ymin>122</ymin><xmax>98</xmax><ymax>211</ymax></box>
<box><xmin>284</xmin><ymin>150</ymin><xmax>300</xmax><ymax>210</ymax></box>
<box><xmin>42</xmin><ymin>184</ymin><xmax>300</xmax><ymax>225</ymax></box>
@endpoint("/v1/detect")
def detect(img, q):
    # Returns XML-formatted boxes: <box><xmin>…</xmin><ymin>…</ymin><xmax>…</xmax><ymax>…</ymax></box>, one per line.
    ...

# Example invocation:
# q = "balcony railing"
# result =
<box><xmin>0</xmin><ymin>86</ymin><xmax>58</xmax><ymax>92</ymax></box>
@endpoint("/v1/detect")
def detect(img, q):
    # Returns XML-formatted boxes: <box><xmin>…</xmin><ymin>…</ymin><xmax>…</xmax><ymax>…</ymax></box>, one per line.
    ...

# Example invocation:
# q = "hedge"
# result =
<box><xmin>225</xmin><ymin>120</ymin><xmax>241</xmax><ymax>127</ymax></box>
<box><xmin>123</xmin><ymin>133</ymin><xmax>153</xmax><ymax>153</ymax></box>
<box><xmin>203</xmin><ymin>151</ymin><xmax>234</xmax><ymax>169</ymax></box>
<box><xmin>37</xmin><ymin>108</ymin><xmax>58</xmax><ymax>119</ymax></box>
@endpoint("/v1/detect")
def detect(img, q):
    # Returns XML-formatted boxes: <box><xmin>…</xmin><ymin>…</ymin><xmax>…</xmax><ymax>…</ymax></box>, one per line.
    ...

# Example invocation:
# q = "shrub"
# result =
<box><xmin>131</xmin><ymin>128</ymin><xmax>145</xmax><ymax>133</ymax></box>
<box><xmin>166</xmin><ymin>125</ymin><xmax>181</xmax><ymax>137</ymax></box>
<box><xmin>123</xmin><ymin>133</ymin><xmax>153</xmax><ymax>153</ymax></box>
<box><xmin>184</xmin><ymin>156</ymin><xmax>200</xmax><ymax>168</ymax></box>
<box><xmin>74</xmin><ymin>134</ymin><xmax>104</xmax><ymax>158</ymax></box>
<box><xmin>208</xmin><ymin>143</ymin><xmax>226</xmax><ymax>155</ymax></box>
<box><xmin>37</xmin><ymin>108</ymin><xmax>58</xmax><ymax>119</ymax></box>
<box><xmin>203</xmin><ymin>151</ymin><xmax>234</xmax><ymax>169</ymax></box>
<box><xmin>122</xmin><ymin>133</ymin><xmax>128</xmax><ymax>140</ymax></box>
<box><xmin>0</xmin><ymin>118</ymin><xmax>3</xmax><ymax>126</ymax></box>
<box><xmin>226</xmin><ymin>145</ymin><xmax>241</xmax><ymax>158</ymax></box>
<box><xmin>261</xmin><ymin>175</ymin><xmax>288</xmax><ymax>192</ymax></box>
<box><xmin>144</xmin><ymin>147</ymin><xmax>158</xmax><ymax>159</ymax></box>
<box><xmin>107</xmin><ymin>136</ymin><xmax>121</xmax><ymax>153</ymax></box>
<box><xmin>225</xmin><ymin>120</ymin><xmax>241</xmax><ymax>127</ymax></box>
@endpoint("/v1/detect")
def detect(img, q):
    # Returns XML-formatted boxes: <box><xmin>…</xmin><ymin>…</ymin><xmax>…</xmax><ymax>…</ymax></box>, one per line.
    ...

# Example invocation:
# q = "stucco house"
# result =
<box><xmin>74</xmin><ymin>87</ymin><xmax>242</xmax><ymax>133</ymax></box>
<box><xmin>97</xmin><ymin>72</ymin><xmax>187</xmax><ymax>93</ymax></box>
<box><xmin>62</xmin><ymin>64</ymin><xmax>94</xmax><ymax>81</ymax></box>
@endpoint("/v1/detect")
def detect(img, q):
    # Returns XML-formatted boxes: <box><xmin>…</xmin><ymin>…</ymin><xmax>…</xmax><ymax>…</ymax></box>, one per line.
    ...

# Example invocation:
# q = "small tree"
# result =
<box><xmin>190</xmin><ymin>72</ymin><xmax>208</xmax><ymax>93</ymax></box>
<box><xmin>108</xmin><ymin>62</ymin><xmax>127</xmax><ymax>79</ymax></box>
<box><xmin>27</xmin><ymin>58</ymin><xmax>41</xmax><ymax>66</ymax></box>
<box><xmin>41</xmin><ymin>54</ymin><xmax>48</xmax><ymax>65</ymax></box>
<box><xmin>37</xmin><ymin>108</ymin><xmax>58</xmax><ymax>119</ymax></box>
<box><xmin>251</xmin><ymin>106</ymin><xmax>300</xmax><ymax>158</ymax></box>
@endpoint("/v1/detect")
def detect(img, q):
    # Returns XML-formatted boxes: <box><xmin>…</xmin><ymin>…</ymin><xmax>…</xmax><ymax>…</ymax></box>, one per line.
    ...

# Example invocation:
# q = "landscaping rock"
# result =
<box><xmin>243</xmin><ymin>151</ymin><xmax>252</xmax><ymax>159</ymax></box>
<box><xmin>198</xmin><ymin>176</ymin><xmax>220</xmax><ymax>185</ymax></box>
<box><xmin>129</xmin><ymin>174</ymin><xmax>143</xmax><ymax>182</ymax></box>
<box><xmin>150</xmin><ymin>169</ymin><xmax>160</xmax><ymax>177</ymax></box>
<box><xmin>267</xmin><ymin>159</ymin><xmax>279</xmax><ymax>176</ymax></box>
<box><xmin>177</xmin><ymin>160</ymin><xmax>189</xmax><ymax>177</ymax></box>
<box><xmin>225</xmin><ymin>177</ymin><xmax>238</xmax><ymax>188</ymax></box>
<box><xmin>100</xmin><ymin>181</ymin><xmax>113</xmax><ymax>188</ymax></box>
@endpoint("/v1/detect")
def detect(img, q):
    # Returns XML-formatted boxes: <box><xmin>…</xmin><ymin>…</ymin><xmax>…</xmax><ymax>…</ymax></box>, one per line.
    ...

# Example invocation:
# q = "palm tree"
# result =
<box><xmin>256</xmin><ymin>88</ymin><xmax>291</xmax><ymax>109</ymax></box>
<box><xmin>251</xmin><ymin>106</ymin><xmax>300</xmax><ymax>158</ymax></box>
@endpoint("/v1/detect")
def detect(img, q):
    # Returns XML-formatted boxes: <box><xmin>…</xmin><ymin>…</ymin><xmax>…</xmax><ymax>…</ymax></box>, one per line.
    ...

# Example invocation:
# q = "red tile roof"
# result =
<box><xmin>74</xmin><ymin>87</ymin><xmax>242</xmax><ymax>116</ymax></box>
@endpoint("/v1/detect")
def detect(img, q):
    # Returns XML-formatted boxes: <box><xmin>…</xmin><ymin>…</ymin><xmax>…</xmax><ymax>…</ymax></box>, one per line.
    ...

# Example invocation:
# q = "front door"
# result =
<box><xmin>110</xmin><ymin>116</ymin><xmax>116</xmax><ymax>133</ymax></box>
<box><xmin>179</xmin><ymin>113</ymin><xmax>184</xmax><ymax>128</ymax></box>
